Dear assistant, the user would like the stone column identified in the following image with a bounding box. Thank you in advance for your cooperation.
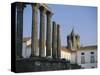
[16,3,24,58]
[57,24,61,59]
[31,3,39,57]
[52,21,57,59]
[46,11,52,57]
[39,6,46,57]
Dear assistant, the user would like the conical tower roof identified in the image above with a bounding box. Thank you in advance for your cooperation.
[71,27,75,36]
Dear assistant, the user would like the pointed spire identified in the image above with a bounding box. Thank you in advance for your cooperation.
[71,26,75,36]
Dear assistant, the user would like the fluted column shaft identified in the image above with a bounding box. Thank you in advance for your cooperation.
[52,21,57,58]
[57,24,61,58]
[31,3,38,57]
[16,3,24,58]
[39,6,46,57]
[46,11,52,57]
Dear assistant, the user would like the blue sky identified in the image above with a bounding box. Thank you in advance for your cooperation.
[23,4,97,46]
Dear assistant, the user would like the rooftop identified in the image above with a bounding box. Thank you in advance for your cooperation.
[78,45,97,50]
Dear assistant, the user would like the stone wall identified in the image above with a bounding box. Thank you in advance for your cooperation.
[16,58,70,73]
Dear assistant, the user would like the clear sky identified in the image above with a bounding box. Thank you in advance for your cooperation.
[23,3,97,46]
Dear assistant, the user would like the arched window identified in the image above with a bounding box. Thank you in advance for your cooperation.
[90,52,95,63]
[81,52,85,64]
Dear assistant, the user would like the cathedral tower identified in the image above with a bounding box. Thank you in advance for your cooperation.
[67,28,80,51]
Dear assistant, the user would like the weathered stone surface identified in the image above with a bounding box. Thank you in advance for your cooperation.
[31,3,39,57]
[39,3,53,14]
[14,3,82,73]
[16,58,70,72]
[57,24,61,58]
[46,11,52,57]
[52,21,57,58]
[16,3,24,58]
[39,6,46,57]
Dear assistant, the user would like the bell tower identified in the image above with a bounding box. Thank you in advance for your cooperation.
[67,28,80,51]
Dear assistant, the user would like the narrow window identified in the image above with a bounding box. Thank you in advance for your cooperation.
[90,56,95,63]
[81,52,85,64]
[81,55,85,64]
[90,52,95,63]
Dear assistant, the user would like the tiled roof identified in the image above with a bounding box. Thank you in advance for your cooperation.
[78,45,97,50]
[61,47,71,52]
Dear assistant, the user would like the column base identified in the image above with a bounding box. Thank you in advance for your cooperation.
[15,57,71,73]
